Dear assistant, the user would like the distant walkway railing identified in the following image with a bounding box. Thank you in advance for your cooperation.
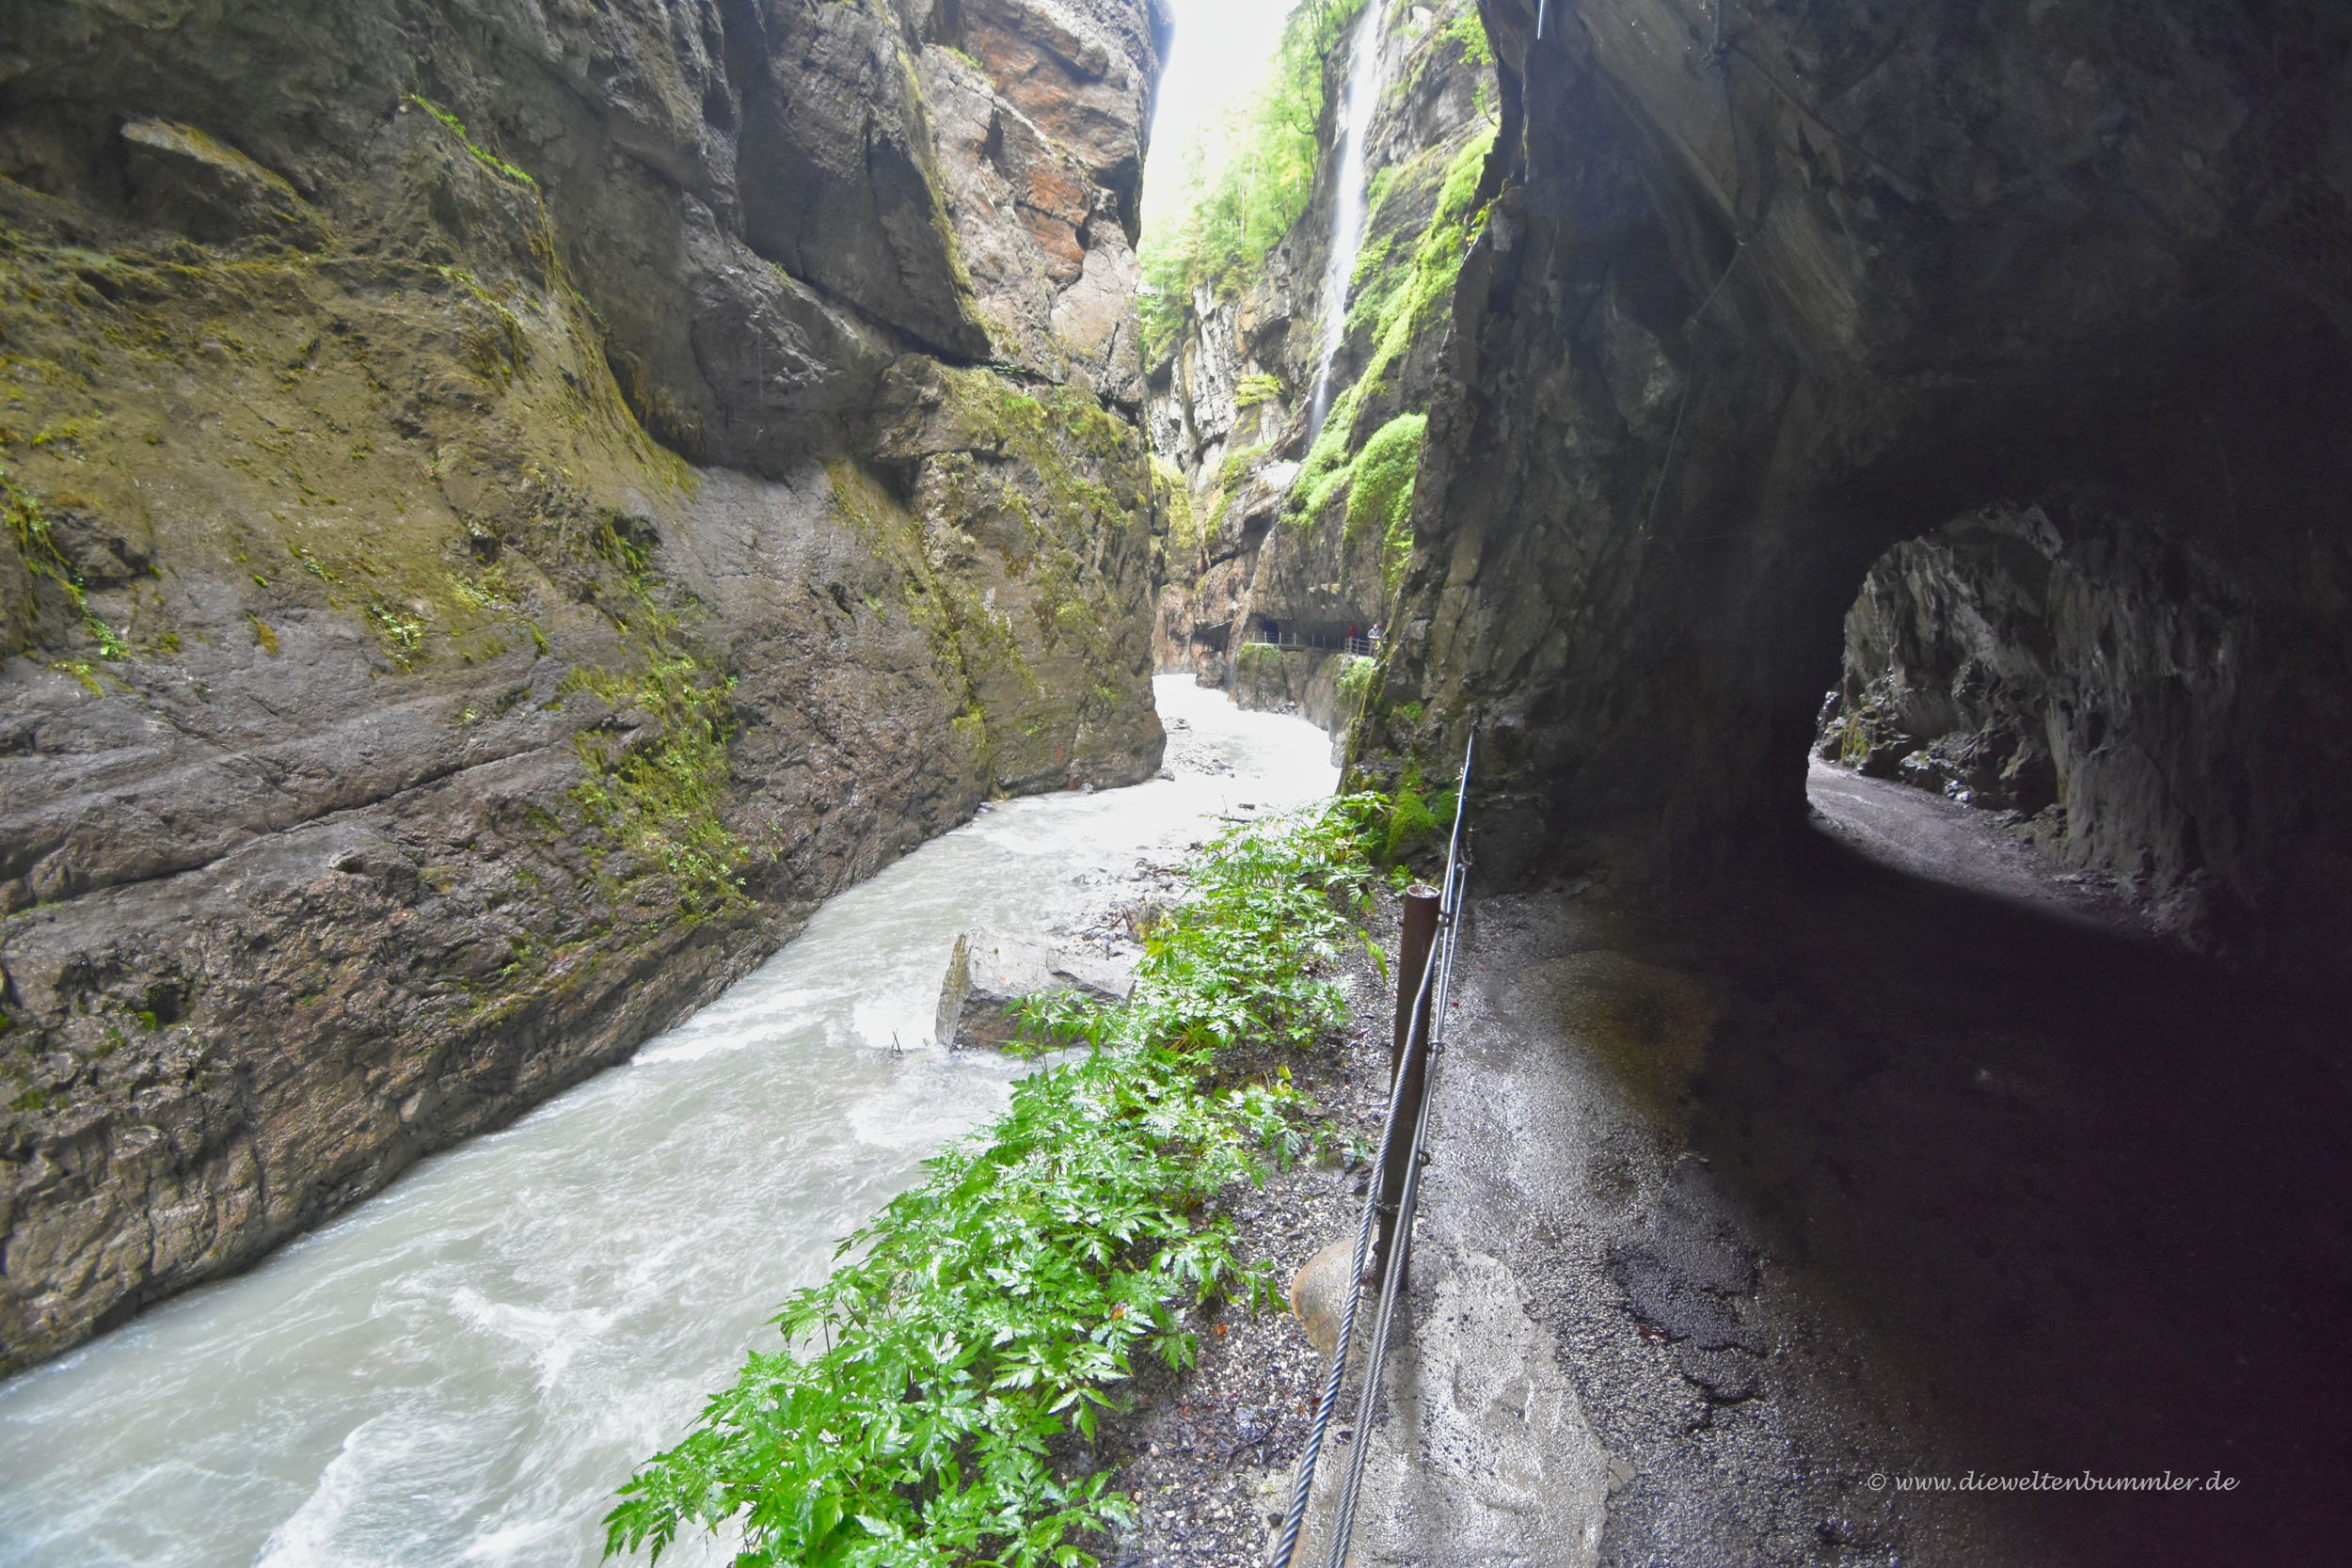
[1243,632,1381,657]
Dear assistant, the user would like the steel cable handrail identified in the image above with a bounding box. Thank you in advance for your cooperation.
[1268,736,1473,1568]
[1264,951,1436,1568]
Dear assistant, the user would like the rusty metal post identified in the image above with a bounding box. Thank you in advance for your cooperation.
[1370,884,1442,1284]
[1391,885,1441,1075]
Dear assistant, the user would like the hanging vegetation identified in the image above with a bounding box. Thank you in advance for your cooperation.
[1137,0,1371,359]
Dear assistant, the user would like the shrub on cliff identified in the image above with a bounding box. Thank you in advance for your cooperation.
[606,800,1389,1568]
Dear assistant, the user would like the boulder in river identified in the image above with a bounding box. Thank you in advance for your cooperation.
[932,933,1135,1051]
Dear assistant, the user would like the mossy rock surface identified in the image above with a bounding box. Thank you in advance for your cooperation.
[0,0,1168,1373]
[1142,0,1496,737]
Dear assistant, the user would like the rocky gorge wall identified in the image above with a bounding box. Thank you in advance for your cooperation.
[1810,500,2333,941]
[1356,0,2352,963]
[1144,0,1494,746]
[0,0,1172,1371]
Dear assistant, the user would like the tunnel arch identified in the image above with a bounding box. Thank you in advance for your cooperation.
[1356,0,2352,970]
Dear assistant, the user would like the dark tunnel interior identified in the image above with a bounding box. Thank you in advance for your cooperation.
[1699,861,2344,1563]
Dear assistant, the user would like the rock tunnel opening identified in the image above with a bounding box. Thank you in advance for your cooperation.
[1614,451,2352,1568]
[1789,442,2352,963]
[1242,614,1369,652]
[1801,505,2138,927]
[1814,512,2067,822]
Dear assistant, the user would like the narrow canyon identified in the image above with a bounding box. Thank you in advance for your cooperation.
[2,0,2346,1564]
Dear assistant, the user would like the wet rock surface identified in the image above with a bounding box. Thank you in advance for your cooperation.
[1553,782,2351,1567]
[0,0,1169,1370]
[1102,761,2352,1566]
[1083,886,1918,1568]
[1807,760,2153,935]
[1809,499,2339,945]
[1148,0,1488,731]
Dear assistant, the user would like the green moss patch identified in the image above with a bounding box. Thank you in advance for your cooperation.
[405,96,539,188]
[1277,121,1495,578]
[1151,454,1199,562]
[566,650,749,915]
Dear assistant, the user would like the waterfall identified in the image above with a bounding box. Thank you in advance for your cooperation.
[1305,2,1386,445]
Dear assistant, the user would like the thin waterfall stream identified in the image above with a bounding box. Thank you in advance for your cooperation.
[1304,1,1386,442]
[0,678,1337,1568]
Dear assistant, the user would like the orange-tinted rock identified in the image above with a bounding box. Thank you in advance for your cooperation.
[961,0,1154,235]
[1021,161,1090,276]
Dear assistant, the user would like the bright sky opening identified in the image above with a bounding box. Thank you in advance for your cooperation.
[1142,0,1302,232]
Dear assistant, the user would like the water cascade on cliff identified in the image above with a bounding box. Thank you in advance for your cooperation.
[1305,1,1385,442]
[0,680,1335,1568]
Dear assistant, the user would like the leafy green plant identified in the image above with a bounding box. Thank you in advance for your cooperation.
[366,600,427,669]
[5,465,133,659]
[606,800,1389,1567]
[405,95,539,187]
[1336,653,1379,705]
[85,615,129,660]
[1442,4,1494,69]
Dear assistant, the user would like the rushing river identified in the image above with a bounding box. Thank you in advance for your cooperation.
[0,677,1334,1568]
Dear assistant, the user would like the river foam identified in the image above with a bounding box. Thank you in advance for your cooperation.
[0,677,1334,1568]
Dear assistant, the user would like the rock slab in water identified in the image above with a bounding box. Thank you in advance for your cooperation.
[933,933,1135,1051]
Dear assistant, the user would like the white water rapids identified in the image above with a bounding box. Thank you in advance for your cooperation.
[1305,1,1387,442]
[0,677,1336,1568]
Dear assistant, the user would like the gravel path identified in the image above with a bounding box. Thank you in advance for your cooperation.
[1041,764,2349,1568]
[1805,760,2149,931]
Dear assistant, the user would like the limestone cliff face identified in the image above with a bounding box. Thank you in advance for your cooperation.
[1360,0,2352,960]
[1146,0,1492,743]
[0,0,1170,1370]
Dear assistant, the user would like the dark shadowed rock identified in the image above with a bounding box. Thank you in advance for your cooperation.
[120,119,329,251]
[1357,0,2352,972]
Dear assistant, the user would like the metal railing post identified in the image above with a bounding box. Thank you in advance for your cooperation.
[1371,885,1440,1283]
[1268,735,1473,1568]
